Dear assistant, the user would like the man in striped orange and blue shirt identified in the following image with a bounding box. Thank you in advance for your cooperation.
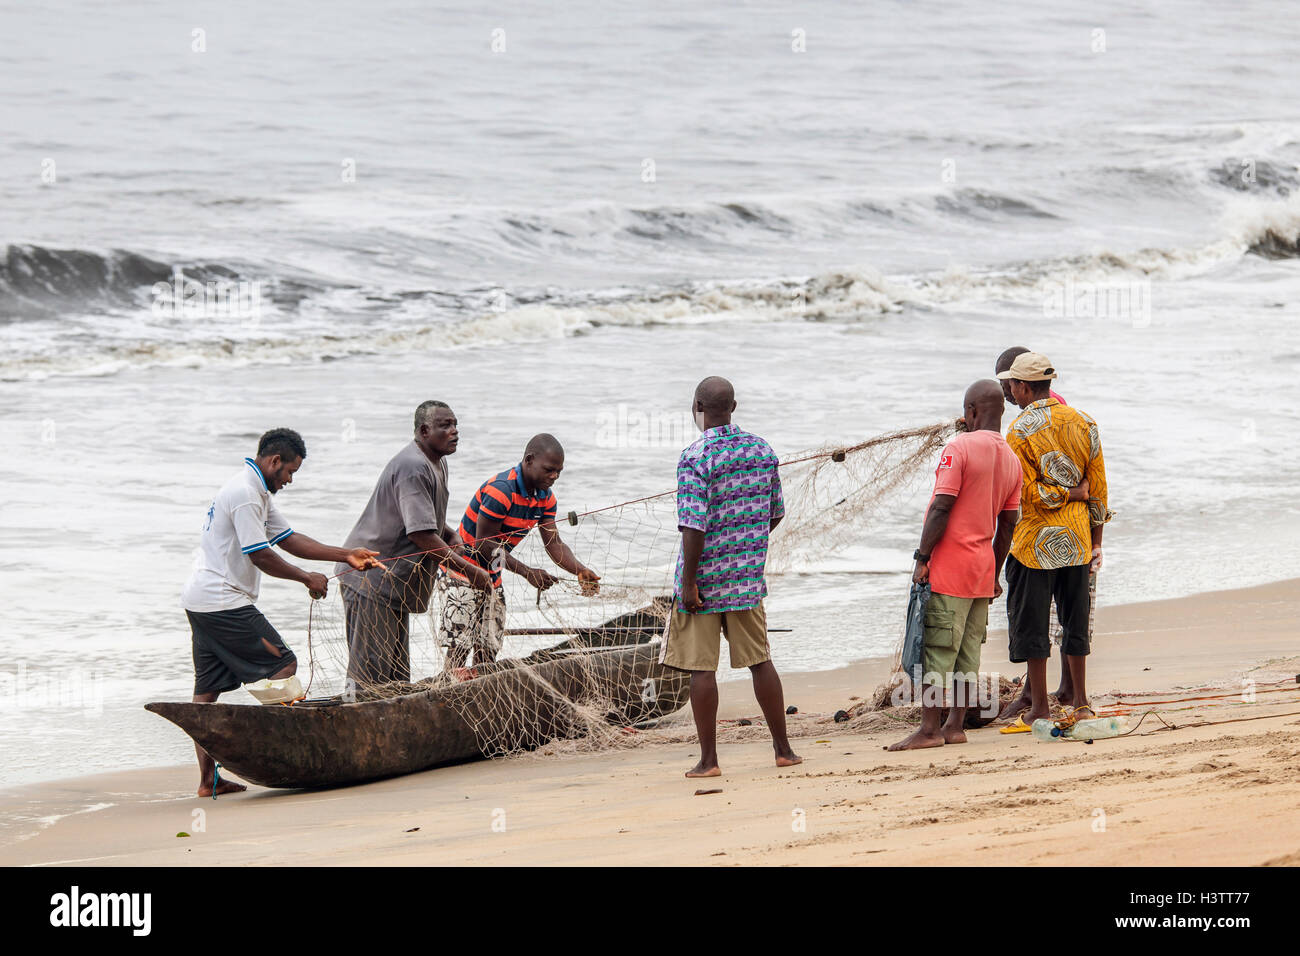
[438,433,600,670]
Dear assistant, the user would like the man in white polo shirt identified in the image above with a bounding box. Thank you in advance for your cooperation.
[181,427,382,796]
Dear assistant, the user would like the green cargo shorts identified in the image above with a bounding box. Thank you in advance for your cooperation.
[921,592,990,689]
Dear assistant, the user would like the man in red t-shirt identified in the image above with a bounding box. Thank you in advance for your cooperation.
[887,380,1022,751]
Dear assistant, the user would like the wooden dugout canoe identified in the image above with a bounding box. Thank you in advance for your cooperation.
[145,602,688,790]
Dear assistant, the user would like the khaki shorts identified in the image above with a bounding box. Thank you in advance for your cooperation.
[921,592,989,689]
[658,601,770,671]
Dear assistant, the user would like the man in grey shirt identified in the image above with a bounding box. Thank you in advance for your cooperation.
[337,401,490,686]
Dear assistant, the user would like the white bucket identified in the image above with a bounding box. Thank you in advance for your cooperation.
[245,675,305,705]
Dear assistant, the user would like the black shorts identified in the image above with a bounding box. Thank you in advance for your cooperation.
[186,605,297,695]
[1005,556,1091,663]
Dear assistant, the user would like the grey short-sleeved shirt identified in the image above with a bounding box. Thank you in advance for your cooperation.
[337,441,449,610]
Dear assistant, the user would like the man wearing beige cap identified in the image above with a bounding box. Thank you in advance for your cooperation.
[995,345,1081,711]
[995,353,1111,732]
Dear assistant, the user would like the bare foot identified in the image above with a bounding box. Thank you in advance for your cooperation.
[685,761,721,778]
[997,694,1030,722]
[775,752,802,768]
[1022,709,1051,726]
[942,727,968,744]
[198,778,246,798]
[885,730,945,751]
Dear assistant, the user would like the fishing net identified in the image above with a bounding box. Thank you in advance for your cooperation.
[766,422,960,573]
[300,419,959,758]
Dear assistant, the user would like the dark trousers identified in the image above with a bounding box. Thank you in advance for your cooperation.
[344,593,411,685]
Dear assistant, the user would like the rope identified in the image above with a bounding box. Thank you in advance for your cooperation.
[305,600,317,696]
[1098,692,1300,720]
[1124,708,1300,734]
[1086,705,1300,739]
[1106,684,1299,707]
[321,419,959,573]
[304,420,957,662]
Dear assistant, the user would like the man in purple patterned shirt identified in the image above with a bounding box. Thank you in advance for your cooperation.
[659,376,802,778]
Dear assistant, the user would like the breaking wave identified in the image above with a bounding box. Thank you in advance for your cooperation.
[0,244,337,321]
[3,168,1299,381]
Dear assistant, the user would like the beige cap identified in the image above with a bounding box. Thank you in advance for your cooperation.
[996,351,1058,381]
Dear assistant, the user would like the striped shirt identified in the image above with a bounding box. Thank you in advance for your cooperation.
[674,424,785,614]
[454,463,558,587]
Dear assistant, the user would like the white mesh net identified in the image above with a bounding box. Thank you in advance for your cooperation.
[300,419,959,758]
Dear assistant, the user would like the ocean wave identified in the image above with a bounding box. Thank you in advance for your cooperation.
[11,149,1292,326]
[933,190,1060,220]
[1222,194,1300,259]
[0,189,1039,322]
[1209,157,1298,196]
[1246,228,1300,259]
[4,190,1298,381]
[0,244,336,321]
[0,245,178,320]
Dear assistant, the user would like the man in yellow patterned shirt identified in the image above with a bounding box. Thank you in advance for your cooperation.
[996,352,1110,731]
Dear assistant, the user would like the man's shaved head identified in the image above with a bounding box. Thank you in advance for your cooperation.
[963,379,1007,432]
[524,433,564,459]
[694,376,735,414]
[965,379,1005,411]
[995,346,1030,374]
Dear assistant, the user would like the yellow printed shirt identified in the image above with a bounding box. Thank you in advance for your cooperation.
[1006,398,1111,570]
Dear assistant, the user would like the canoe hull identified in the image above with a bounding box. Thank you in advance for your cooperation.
[146,643,686,789]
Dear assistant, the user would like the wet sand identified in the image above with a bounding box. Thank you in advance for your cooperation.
[4,578,1299,866]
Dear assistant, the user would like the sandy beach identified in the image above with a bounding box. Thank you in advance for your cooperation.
[4,577,1298,867]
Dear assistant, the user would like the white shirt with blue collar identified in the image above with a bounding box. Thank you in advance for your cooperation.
[181,458,294,612]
